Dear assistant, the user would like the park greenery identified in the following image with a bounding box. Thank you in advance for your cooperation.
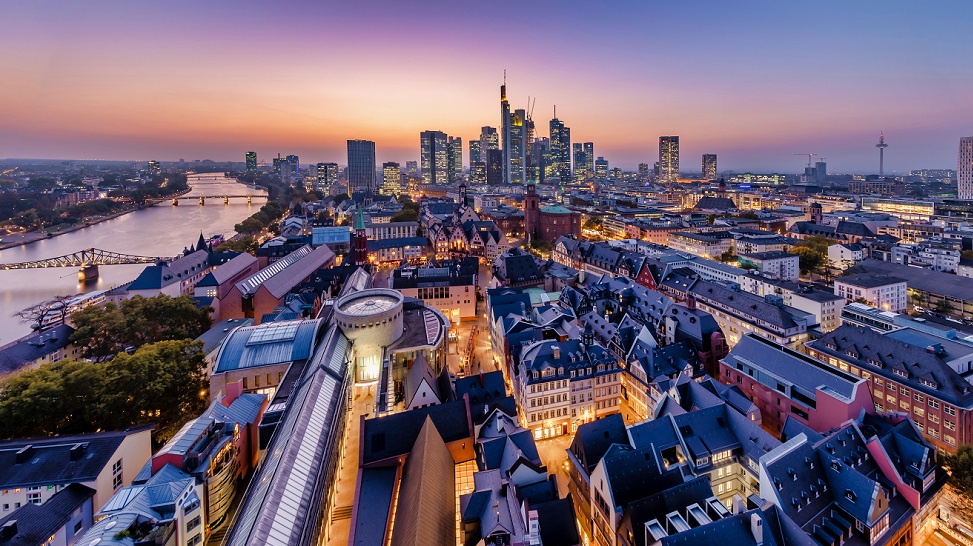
[391,197,420,223]
[946,446,973,499]
[69,294,212,361]
[0,339,209,444]
[788,235,832,276]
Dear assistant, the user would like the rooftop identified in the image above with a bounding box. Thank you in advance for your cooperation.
[213,319,322,373]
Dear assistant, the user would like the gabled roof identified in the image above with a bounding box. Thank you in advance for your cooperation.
[390,417,456,546]
[0,484,94,546]
[0,323,75,375]
[569,413,628,475]
[361,399,472,465]
[404,353,440,409]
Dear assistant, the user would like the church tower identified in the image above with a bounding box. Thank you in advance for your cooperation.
[354,206,368,266]
[524,182,539,244]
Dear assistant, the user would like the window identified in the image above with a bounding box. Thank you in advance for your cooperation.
[188,534,202,546]
[945,435,956,446]
[27,491,41,505]
[945,420,956,431]
[945,405,956,416]
[914,407,924,417]
[112,459,123,490]
[187,515,201,532]
[929,399,940,409]
[914,393,924,403]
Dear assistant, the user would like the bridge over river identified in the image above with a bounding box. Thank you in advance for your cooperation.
[0,248,177,281]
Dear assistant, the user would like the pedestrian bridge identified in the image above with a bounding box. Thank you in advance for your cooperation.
[150,194,269,205]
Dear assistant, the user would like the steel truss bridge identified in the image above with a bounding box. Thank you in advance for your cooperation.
[149,194,269,205]
[0,248,177,280]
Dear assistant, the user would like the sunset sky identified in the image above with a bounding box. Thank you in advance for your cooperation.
[2,1,972,172]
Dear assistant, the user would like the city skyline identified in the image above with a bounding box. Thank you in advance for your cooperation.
[2,1,972,172]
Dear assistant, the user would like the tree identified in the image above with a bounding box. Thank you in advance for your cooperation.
[70,295,212,360]
[718,250,737,263]
[216,236,257,254]
[12,294,75,329]
[935,298,956,314]
[962,249,973,260]
[0,339,208,444]
[946,445,973,498]
[234,217,264,237]
[789,246,826,276]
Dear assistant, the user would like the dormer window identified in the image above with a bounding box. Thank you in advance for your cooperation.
[845,490,856,502]
[892,368,909,378]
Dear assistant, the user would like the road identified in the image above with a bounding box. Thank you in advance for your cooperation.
[535,435,572,496]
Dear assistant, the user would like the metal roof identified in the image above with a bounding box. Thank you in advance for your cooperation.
[213,319,321,373]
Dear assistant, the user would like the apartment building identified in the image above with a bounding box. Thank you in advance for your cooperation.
[833,274,907,313]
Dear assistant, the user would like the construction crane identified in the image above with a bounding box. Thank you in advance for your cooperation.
[793,153,817,168]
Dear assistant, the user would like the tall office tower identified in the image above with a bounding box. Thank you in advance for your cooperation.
[531,138,551,184]
[549,116,571,181]
[638,163,650,180]
[572,144,585,181]
[347,139,376,196]
[147,160,161,175]
[272,154,284,175]
[960,137,973,200]
[876,133,889,176]
[470,162,487,185]
[447,136,463,182]
[702,154,717,180]
[420,130,449,185]
[501,79,511,184]
[285,154,300,175]
[525,117,536,180]
[469,139,481,166]
[595,157,609,179]
[486,149,504,186]
[814,161,827,183]
[583,143,594,179]
[653,162,660,177]
[382,162,402,196]
[508,109,527,185]
[405,161,418,175]
[480,126,499,154]
[659,136,680,184]
[245,151,257,174]
[317,162,339,187]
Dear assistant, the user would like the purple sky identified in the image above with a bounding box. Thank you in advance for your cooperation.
[1,1,972,173]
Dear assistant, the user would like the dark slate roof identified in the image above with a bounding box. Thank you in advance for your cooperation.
[361,399,472,465]
[724,334,862,402]
[622,477,714,546]
[694,197,737,210]
[351,467,398,546]
[534,496,581,546]
[455,371,507,406]
[0,483,94,546]
[0,324,75,375]
[602,445,685,509]
[0,424,154,489]
[569,413,627,475]
[690,280,802,330]
[194,318,253,354]
[836,273,906,289]
[740,250,796,261]
[836,221,875,237]
[366,236,429,251]
[810,324,973,408]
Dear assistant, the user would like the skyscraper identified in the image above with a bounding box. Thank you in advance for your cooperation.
[508,109,527,185]
[638,163,650,180]
[549,116,571,181]
[347,139,376,196]
[959,137,973,200]
[245,151,257,174]
[382,162,402,196]
[285,154,300,176]
[583,143,594,180]
[594,157,609,179]
[420,130,449,185]
[531,138,551,184]
[405,161,418,175]
[480,126,499,154]
[501,79,511,184]
[470,162,487,185]
[659,136,680,184]
[316,162,339,187]
[572,144,585,181]
[702,154,717,180]
[814,161,827,183]
[447,136,463,182]
[469,139,481,166]
[486,149,503,186]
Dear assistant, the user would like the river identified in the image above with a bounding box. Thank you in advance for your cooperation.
[0,174,266,345]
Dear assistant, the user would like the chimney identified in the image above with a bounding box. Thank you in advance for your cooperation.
[553,346,560,359]
[750,512,764,546]
[14,446,32,464]
[1,521,16,540]
[222,380,243,407]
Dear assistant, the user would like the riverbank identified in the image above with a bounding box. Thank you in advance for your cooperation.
[0,187,197,252]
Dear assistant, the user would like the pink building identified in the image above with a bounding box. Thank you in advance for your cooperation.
[719,333,874,437]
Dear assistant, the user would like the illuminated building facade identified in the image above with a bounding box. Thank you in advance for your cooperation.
[959,136,973,200]
[447,136,463,182]
[659,136,679,184]
[420,130,449,185]
[382,162,402,196]
[245,151,257,174]
[549,116,571,181]
[702,153,717,180]
[316,162,339,187]
[347,139,376,195]
[469,139,481,166]
[594,156,608,179]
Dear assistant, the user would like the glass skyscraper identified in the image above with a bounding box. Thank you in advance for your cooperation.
[245,151,257,174]
[702,154,717,180]
[347,139,376,196]
[448,136,463,182]
[382,162,402,196]
[420,130,448,185]
[659,136,680,184]
[549,117,571,182]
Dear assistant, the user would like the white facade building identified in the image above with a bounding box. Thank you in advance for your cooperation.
[959,136,973,200]
[834,274,908,313]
